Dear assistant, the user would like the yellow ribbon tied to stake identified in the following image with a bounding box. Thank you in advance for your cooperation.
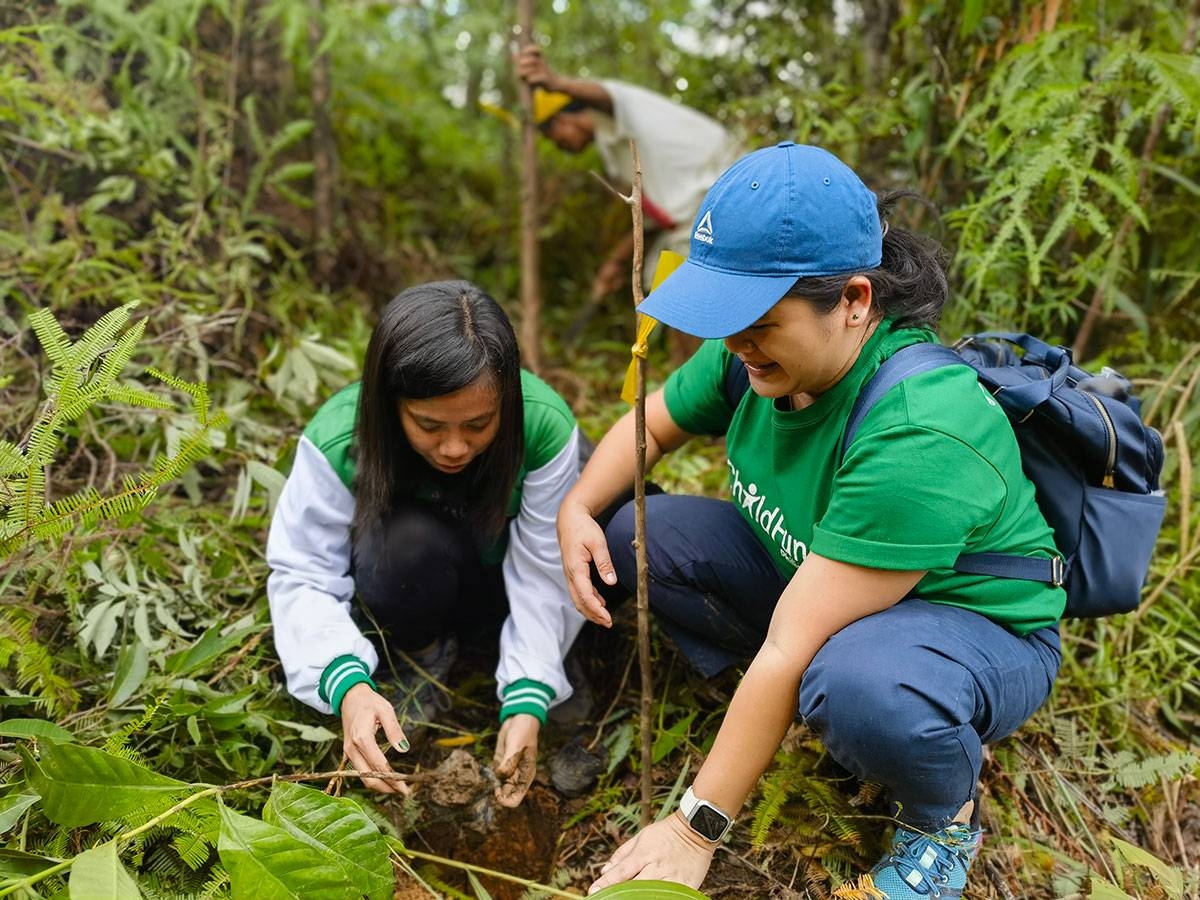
[621,250,685,405]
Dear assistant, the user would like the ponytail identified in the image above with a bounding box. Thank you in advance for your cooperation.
[786,189,949,328]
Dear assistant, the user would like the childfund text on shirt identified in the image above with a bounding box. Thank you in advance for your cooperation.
[727,459,808,569]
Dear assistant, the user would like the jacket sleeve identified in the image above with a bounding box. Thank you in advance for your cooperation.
[495,426,586,714]
[266,435,378,714]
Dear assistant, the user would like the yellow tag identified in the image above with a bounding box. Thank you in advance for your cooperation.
[621,251,685,404]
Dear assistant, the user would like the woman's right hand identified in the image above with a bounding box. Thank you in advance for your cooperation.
[339,682,410,794]
[557,500,618,627]
[513,46,559,91]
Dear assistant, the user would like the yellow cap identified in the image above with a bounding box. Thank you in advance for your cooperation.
[533,88,572,126]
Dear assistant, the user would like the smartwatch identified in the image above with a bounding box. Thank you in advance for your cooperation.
[678,786,733,843]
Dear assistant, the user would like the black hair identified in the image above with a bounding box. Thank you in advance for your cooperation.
[352,280,523,542]
[786,189,950,328]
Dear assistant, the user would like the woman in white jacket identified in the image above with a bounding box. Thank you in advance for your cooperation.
[267,280,586,806]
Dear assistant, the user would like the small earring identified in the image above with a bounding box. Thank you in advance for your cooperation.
[852,314,860,321]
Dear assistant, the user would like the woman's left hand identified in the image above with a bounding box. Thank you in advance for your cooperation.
[587,812,717,894]
[493,713,541,808]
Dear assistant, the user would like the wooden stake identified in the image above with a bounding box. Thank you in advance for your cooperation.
[626,141,654,829]
[571,141,653,827]
[515,0,543,373]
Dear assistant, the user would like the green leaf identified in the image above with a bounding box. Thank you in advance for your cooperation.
[109,640,150,707]
[590,882,711,899]
[1149,51,1200,111]
[166,624,259,676]
[69,842,143,899]
[959,0,984,37]
[652,712,697,764]
[0,719,75,742]
[0,792,40,834]
[22,742,186,827]
[468,871,494,899]
[217,804,358,900]
[263,782,392,900]
[1087,877,1135,899]
[0,848,61,881]
[1109,838,1184,898]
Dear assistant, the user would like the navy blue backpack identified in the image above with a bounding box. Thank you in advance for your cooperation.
[725,333,1167,618]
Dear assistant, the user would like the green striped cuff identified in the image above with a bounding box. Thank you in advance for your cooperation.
[499,679,556,725]
[319,655,376,716]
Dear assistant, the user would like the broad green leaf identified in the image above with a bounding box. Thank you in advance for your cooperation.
[652,711,697,764]
[263,782,391,900]
[22,742,186,827]
[69,842,143,899]
[217,804,357,900]
[0,719,75,742]
[109,639,150,707]
[1087,877,1135,899]
[1109,838,1184,898]
[0,848,61,880]
[0,792,40,834]
[590,881,710,899]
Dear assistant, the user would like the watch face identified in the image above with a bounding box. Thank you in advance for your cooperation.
[690,803,729,841]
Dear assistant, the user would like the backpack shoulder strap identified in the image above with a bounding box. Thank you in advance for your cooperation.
[841,341,1063,590]
[723,355,751,410]
[841,342,967,458]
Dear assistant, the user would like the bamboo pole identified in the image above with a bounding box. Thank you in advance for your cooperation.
[515,0,542,373]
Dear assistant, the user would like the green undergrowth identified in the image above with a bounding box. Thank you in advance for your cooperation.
[2,0,1199,898]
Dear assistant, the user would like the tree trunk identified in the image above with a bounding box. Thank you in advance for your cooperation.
[516,0,542,373]
[308,0,336,287]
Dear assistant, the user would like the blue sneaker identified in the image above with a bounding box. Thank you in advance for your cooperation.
[833,823,982,899]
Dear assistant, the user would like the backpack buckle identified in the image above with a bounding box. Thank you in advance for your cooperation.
[1051,556,1066,587]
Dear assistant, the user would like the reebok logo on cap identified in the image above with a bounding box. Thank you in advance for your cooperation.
[693,209,714,245]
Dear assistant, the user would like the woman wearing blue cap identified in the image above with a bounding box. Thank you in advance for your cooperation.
[556,143,1065,898]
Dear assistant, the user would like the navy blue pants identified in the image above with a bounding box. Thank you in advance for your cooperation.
[353,504,508,653]
[606,495,1061,829]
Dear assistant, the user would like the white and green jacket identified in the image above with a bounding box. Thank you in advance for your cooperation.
[266,369,585,724]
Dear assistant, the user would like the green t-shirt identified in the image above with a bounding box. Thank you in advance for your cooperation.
[303,369,576,563]
[663,321,1066,634]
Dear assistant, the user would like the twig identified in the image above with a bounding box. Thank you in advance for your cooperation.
[394,845,580,899]
[205,627,268,686]
[0,152,31,240]
[588,643,638,752]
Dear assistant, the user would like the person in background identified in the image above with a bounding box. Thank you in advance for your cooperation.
[267,279,586,808]
[556,143,1065,898]
[515,45,742,353]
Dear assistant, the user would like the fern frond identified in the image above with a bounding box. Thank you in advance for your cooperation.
[106,382,175,410]
[69,302,138,372]
[0,439,24,476]
[96,317,146,387]
[26,307,72,364]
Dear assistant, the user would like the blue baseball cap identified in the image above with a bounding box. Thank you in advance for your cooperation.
[637,142,882,339]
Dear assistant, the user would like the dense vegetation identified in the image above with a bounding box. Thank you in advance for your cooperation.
[1,1,1197,897]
